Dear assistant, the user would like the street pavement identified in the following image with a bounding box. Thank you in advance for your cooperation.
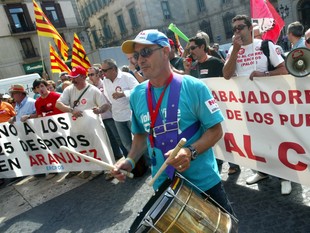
[0,163,310,233]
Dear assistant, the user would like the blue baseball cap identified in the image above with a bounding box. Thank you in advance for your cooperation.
[121,29,170,54]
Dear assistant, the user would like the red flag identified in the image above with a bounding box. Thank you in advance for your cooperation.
[250,0,285,43]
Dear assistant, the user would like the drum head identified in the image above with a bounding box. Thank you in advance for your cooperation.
[128,178,182,233]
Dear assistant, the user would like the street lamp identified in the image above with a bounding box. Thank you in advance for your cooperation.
[277,4,290,52]
[278,4,290,19]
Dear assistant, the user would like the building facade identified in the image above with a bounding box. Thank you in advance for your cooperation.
[0,0,85,80]
[0,0,309,80]
[78,0,309,51]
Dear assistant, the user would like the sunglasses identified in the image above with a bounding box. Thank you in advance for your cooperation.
[88,73,95,77]
[233,24,247,32]
[189,45,199,50]
[101,67,113,73]
[133,47,162,60]
[306,38,310,44]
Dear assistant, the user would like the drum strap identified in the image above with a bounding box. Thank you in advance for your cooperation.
[147,73,200,179]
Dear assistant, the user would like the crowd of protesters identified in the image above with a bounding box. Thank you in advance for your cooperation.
[1,15,309,207]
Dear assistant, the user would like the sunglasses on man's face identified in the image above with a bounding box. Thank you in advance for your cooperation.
[88,73,95,77]
[101,67,113,73]
[233,24,247,33]
[189,45,199,51]
[133,47,163,60]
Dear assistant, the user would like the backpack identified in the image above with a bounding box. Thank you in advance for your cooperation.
[260,40,286,71]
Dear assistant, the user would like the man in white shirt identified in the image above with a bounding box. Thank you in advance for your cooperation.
[56,65,110,179]
[88,66,125,160]
[223,15,287,80]
[223,15,292,195]
[101,59,139,154]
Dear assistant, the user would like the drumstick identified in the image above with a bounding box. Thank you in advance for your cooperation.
[59,146,134,179]
[148,138,187,186]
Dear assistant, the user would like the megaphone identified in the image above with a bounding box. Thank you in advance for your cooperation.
[285,47,310,77]
[168,23,189,42]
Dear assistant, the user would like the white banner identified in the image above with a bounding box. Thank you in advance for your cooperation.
[203,75,310,186]
[0,110,114,178]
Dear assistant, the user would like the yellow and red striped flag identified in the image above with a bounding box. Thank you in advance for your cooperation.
[33,0,69,61]
[175,34,184,57]
[71,33,91,69]
[50,43,71,73]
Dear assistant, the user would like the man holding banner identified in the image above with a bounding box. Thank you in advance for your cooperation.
[223,15,293,195]
[56,65,111,179]
[223,14,287,80]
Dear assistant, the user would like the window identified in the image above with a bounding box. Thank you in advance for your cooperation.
[97,0,103,8]
[197,0,206,12]
[91,30,100,48]
[85,6,91,17]
[161,1,171,19]
[4,4,34,33]
[90,2,96,14]
[223,12,234,39]
[41,2,66,28]
[20,38,36,58]
[80,9,87,22]
[117,14,127,35]
[101,18,112,40]
[129,7,139,28]
[199,20,214,43]
[45,6,59,23]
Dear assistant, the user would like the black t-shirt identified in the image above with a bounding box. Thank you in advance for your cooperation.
[190,56,224,79]
[170,57,184,71]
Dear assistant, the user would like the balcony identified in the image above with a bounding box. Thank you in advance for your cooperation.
[8,23,36,35]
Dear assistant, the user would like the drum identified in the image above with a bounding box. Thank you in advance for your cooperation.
[129,175,238,233]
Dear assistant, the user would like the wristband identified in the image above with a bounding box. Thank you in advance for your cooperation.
[126,158,136,170]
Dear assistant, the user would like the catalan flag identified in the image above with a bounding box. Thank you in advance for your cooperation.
[71,33,91,69]
[174,34,184,57]
[50,43,71,73]
[33,0,69,60]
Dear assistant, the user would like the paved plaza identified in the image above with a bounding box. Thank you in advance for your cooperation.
[0,163,310,233]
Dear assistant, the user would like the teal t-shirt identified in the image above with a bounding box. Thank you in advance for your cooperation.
[130,75,224,191]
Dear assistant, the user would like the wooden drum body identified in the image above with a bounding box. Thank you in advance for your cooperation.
[129,176,238,233]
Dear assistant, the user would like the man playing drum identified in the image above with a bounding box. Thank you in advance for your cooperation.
[112,29,236,217]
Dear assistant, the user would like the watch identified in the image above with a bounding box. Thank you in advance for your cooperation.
[187,145,198,160]
[264,71,270,76]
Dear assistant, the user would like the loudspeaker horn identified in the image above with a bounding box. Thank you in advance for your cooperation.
[285,47,310,77]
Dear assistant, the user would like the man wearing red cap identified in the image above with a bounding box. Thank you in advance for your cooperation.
[56,65,111,179]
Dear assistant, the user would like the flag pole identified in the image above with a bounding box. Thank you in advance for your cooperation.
[251,19,257,71]
[38,35,45,74]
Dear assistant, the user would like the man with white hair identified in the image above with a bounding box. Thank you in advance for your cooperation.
[287,21,306,49]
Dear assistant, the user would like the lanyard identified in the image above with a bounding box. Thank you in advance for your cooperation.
[147,74,173,148]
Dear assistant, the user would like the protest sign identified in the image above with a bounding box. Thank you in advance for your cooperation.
[0,110,114,178]
[204,75,310,186]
